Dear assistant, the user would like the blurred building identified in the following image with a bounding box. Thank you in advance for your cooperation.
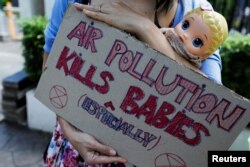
[3,0,54,19]
[18,0,44,18]
[0,0,54,38]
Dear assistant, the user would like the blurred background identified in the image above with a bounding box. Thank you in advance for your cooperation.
[0,0,249,166]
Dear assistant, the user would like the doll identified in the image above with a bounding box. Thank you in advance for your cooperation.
[161,5,228,68]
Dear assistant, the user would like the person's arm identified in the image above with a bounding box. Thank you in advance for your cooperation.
[43,0,68,54]
[200,49,222,84]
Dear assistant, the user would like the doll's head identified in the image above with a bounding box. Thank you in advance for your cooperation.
[174,6,228,60]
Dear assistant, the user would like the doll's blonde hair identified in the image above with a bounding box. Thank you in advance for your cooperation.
[186,7,228,57]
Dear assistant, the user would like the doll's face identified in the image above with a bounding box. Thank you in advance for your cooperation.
[174,13,212,59]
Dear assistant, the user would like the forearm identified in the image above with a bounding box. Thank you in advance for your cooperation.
[134,19,205,74]
[135,19,177,60]
[57,116,77,141]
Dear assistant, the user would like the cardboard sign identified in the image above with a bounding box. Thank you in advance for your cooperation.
[35,6,250,167]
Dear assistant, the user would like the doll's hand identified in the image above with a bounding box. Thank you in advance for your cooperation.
[58,117,127,165]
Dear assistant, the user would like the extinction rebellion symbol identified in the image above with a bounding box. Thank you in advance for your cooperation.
[154,153,186,167]
[49,85,68,109]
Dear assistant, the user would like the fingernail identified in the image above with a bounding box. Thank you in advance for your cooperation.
[74,3,81,7]
[110,149,116,156]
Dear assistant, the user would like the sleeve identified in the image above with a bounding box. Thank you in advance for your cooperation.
[200,49,222,84]
[43,0,69,54]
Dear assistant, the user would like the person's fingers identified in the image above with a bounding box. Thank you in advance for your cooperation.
[85,153,127,165]
[85,138,127,164]
[93,155,127,164]
[74,3,98,12]
[90,139,117,156]
[73,3,85,10]
[83,9,112,24]
[74,3,106,13]
[84,4,101,12]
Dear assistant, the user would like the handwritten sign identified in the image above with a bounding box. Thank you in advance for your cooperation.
[35,6,250,167]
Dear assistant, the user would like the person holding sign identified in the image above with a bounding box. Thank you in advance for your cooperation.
[43,0,224,166]
[160,6,228,68]
[75,0,224,81]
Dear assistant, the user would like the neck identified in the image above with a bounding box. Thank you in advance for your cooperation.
[157,0,178,27]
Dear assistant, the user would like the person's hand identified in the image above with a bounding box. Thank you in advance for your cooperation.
[58,116,127,165]
[73,1,148,35]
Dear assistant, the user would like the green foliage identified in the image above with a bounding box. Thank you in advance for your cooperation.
[1,0,9,6]
[20,16,47,86]
[0,0,5,9]
[208,0,249,34]
[221,33,250,99]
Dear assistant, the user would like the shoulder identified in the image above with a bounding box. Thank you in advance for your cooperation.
[50,0,69,18]
[50,0,84,21]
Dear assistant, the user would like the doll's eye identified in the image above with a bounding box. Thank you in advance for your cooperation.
[192,38,203,48]
[182,20,189,30]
